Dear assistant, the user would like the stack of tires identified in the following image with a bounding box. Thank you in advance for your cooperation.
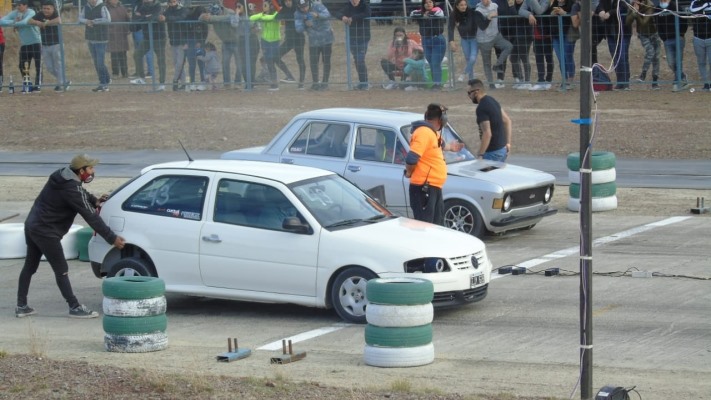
[567,151,618,212]
[102,276,169,353]
[363,278,435,368]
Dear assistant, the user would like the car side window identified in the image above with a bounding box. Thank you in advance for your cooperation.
[215,179,299,231]
[289,122,351,158]
[354,127,405,165]
[122,175,208,220]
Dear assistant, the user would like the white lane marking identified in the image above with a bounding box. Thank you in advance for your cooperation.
[258,324,350,351]
[491,216,692,280]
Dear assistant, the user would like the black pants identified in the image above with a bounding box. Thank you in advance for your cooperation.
[17,230,80,309]
[110,51,128,77]
[533,37,554,83]
[279,31,305,83]
[409,184,444,225]
[309,44,332,84]
[0,43,5,78]
[19,43,42,86]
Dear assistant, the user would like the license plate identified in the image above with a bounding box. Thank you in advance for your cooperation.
[470,274,484,287]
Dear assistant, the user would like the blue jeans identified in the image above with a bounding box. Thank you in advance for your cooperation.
[484,146,508,162]
[349,39,369,86]
[422,34,446,85]
[88,42,110,85]
[606,32,630,85]
[663,38,687,84]
[460,38,478,79]
[552,37,576,80]
[262,39,280,84]
[692,36,711,84]
[222,42,240,84]
[133,30,154,76]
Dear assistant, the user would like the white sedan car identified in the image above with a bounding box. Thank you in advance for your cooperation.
[89,160,492,323]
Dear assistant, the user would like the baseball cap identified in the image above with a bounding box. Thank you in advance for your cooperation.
[297,0,309,7]
[70,154,100,170]
[15,0,30,6]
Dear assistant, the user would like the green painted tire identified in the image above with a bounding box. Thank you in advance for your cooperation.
[364,324,433,348]
[366,278,434,306]
[569,182,617,199]
[102,276,165,300]
[567,151,616,171]
[103,314,167,335]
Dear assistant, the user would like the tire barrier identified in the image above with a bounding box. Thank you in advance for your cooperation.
[363,278,435,368]
[75,227,94,262]
[0,223,86,260]
[102,276,168,353]
[567,151,618,212]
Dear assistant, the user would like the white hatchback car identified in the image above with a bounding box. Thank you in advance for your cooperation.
[89,160,492,323]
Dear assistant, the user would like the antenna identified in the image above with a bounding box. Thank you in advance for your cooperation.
[178,140,194,162]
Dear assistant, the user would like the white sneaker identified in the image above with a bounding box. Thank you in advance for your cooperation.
[515,83,532,90]
[529,83,547,91]
[196,85,206,91]
[404,85,418,91]
[544,83,552,90]
[130,78,146,85]
[156,85,165,92]
[494,80,505,89]
[457,74,466,82]
[189,84,197,91]
[383,80,397,90]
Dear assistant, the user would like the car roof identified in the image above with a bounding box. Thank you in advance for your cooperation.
[142,159,335,184]
[296,108,423,126]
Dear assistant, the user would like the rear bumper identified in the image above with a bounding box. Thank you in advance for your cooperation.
[432,284,488,307]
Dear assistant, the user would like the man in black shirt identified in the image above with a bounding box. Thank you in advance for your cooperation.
[29,0,70,92]
[467,78,512,162]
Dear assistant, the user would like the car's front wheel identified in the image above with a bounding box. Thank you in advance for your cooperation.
[444,199,485,238]
[330,267,377,324]
[109,257,155,278]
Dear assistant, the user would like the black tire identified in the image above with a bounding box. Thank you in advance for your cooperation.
[364,324,433,348]
[366,278,434,306]
[443,199,485,238]
[330,267,377,324]
[102,276,165,300]
[108,257,155,278]
[567,151,616,171]
[104,332,168,353]
[569,182,617,199]
[103,314,167,335]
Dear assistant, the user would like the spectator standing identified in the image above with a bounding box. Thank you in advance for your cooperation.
[596,0,631,90]
[474,0,513,90]
[200,3,240,89]
[0,0,42,91]
[335,0,371,90]
[626,0,661,89]
[550,0,577,90]
[276,0,304,88]
[380,26,422,89]
[15,154,126,319]
[29,0,70,92]
[467,78,512,162]
[519,0,555,91]
[164,0,189,90]
[689,0,711,91]
[79,0,112,92]
[410,0,447,91]
[196,40,221,89]
[129,0,154,79]
[510,0,534,89]
[0,24,4,91]
[448,0,479,83]
[186,4,209,90]
[106,0,131,80]
[130,0,167,91]
[404,104,464,224]
[655,0,689,91]
[250,0,290,90]
[234,3,260,89]
[294,0,334,91]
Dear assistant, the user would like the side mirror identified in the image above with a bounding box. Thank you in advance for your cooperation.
[282,216,311,234]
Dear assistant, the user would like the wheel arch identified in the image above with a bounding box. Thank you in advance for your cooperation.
[100,245,158,278]
[443,197,490,238]
[323,264,378,310]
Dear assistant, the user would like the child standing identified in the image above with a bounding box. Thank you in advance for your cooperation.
[197,41,221,90]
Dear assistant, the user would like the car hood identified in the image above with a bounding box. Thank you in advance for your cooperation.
[330,217,485,257]
[447,159,555,188]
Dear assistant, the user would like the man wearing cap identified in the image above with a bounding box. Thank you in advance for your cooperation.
[405,104,464,224]
[0,0,42,91]
[16,154,126,319]
[29,0,71,92]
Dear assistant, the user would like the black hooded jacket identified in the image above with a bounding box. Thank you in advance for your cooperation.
[25,167,117,244]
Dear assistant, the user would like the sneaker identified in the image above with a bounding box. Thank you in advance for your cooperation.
[383,80,397,90]
[544,82,552,90]
[457,74,466,82]
[280,77,296,84]
[494,79,505,89]
[63,80,71,91]
[91,85,109,92]
[357,83,370,91]
[54,85,63,92]
[651,83,661,90]
[196,84,206,91]
[156,85,166,92]
[492,64,504,74]
[404,85,418,91]
[319,83,329,91]
[268,85,280,91]
[515,83,532,90]
[16,305,37,318]
[189,84,197,91]
[145,75,152,80]
[703,84,711,92]
[635,76,645,83]
[69,304,99,319]
[130,78,146,85]
[298,83,305,90]
[33,86,41,92]
[614,84,630,91]
[310,83,321,91]
[529,83,547,91]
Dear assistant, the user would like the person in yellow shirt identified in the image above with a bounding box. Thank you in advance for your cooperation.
[405,103,464,224]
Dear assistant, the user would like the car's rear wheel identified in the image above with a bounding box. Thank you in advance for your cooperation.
[330,267,377,324]
[109,257,154,278]
[444,200,485,238]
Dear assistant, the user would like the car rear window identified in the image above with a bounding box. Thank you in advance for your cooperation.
[122,175,208,220]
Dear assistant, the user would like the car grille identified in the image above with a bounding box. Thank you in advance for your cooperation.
[509,186,550,208]
[449,251,486,271]
[433,284,488,304]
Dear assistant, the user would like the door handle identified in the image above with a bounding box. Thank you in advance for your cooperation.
[347,165,361,172]
[281,158,295,164]
[201,234,222,243]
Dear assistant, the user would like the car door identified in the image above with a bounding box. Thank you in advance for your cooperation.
[278,120,351,177]
[199,175,320,298]
[344,126,410,217]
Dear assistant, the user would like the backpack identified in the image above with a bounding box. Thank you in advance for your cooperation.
[592,66,613,92]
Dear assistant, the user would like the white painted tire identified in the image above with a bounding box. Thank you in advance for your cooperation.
[567,196,618,212]
[0,223,26,259]
[366,303,433,327]
[364,343,435,368]
[568,168,616,184]
[103,296,167,317]
[104,332,169,353]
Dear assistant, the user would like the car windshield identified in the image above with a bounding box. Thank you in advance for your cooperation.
[400,123,475,164]
[289,175,393,229]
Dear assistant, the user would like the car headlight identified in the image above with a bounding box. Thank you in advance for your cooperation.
[405,258,450,273]
[502,194,512,212]
[544,185,554,204]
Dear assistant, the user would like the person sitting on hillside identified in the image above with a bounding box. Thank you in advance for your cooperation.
[380,26,422,90]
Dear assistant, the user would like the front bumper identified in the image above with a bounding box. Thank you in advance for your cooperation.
[432,284,488,307]
[489,207,558,229]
